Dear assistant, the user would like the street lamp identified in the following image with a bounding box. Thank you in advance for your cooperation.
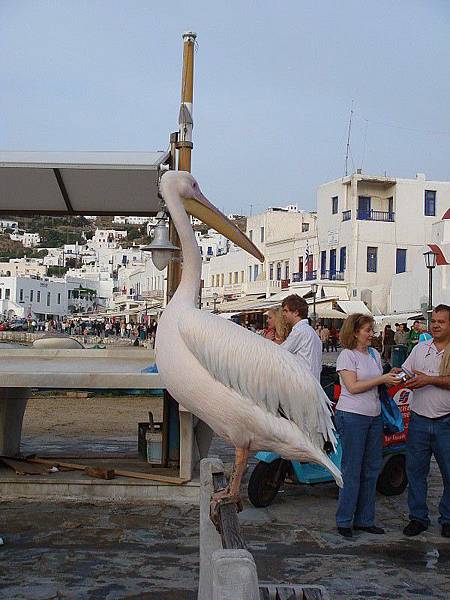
[311,283,318,327]
[423,250,437,330]
[212,292,219,314]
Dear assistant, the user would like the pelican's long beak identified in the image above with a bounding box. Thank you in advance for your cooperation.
[183,190,264,263]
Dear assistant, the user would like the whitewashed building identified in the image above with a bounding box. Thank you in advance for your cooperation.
[0,258,46,278]
[314,172,450,313]
[390,209,450,315]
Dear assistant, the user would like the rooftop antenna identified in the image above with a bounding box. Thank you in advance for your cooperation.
[345,101,354,176]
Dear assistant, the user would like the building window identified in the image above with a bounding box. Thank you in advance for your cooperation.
[332,196,338,214]
[229,272,232,284]
[285,262,289,279]
[269,263,274,280]
[207,246,213,256]
[19,289,24,302]
[5,289,10,300]
[249,230,253,241]
[320,251,327,275]
[253,265,259,280]
[396,249,407,273]
[37,291,41,302]
[302,222,309,232]
[221,274,224,286]
[276,262,282,280]
[248,266,252,282]
[0,289,2,299]
[234,272,238,284]
[340,247,347,272]
[30,290,34,302]
[240,271,244,283]
[260,226,265,243]
[57,293,61,304]
[329,249,337,276]
[424,190,436,216]
[47,292,51,306]
[367,247,378,273]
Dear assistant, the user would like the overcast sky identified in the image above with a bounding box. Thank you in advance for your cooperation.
[1,1,449,213]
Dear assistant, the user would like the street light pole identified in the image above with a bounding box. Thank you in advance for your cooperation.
[423,250,437,330]
[311,283,318,328]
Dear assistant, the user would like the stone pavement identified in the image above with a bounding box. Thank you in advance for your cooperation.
[1,435,449,599]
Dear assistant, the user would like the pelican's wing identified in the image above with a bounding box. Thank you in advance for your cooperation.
[178,309,336,449]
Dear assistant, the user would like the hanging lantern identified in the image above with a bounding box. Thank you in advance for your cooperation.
[142,217,179,271]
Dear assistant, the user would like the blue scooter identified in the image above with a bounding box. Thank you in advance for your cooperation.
[248,440,407,508]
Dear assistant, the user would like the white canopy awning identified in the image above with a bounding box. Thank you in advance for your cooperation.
[337,300,372,316]
[0,151,170,216]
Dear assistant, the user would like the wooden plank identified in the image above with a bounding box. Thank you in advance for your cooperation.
[212,472,246,550]
[85,467,115,480]
[27,457,188,485]
[0,457,50,475]
[114,468,188,485]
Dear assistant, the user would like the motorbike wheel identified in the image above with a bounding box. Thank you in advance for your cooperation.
[377,454,407,496]
[248,459,286,508]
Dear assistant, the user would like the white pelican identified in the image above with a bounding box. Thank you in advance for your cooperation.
[156,171,342,507]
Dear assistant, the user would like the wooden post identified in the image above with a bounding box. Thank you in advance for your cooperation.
[163,32,197,477]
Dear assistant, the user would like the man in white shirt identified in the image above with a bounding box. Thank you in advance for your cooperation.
[400,304,450,538]
[280,294,322,381]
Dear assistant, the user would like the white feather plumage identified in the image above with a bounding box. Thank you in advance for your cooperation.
[155,171,343,488]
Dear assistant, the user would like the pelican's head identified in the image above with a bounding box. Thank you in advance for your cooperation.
[160,171,264,263]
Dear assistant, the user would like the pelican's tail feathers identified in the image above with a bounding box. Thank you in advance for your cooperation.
[318,453,343,488]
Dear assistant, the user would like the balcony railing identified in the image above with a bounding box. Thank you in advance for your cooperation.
[320,270,345,281]
[292,271,317,282]
[357,209,395,222]
[342,210,351,221]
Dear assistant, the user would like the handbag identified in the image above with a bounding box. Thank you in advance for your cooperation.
[368,347,405,435]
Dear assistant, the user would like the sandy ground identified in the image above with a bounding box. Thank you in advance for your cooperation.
[23,393,163,438]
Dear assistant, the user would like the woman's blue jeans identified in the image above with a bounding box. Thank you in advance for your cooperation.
[335,410,383,528]
[406,411,450,526]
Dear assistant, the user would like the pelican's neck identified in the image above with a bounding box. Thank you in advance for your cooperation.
[164,185,201,306]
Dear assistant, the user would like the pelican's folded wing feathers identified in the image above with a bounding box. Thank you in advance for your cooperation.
[178,310,336,449]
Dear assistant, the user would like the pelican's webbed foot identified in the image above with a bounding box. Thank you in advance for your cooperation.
[210,487,243,529]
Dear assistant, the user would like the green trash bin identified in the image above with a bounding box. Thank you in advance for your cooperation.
[392,345,407,368]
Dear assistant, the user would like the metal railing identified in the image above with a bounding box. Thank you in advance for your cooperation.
[342,210,351,221]
[292,271,317,282]
[357,209,395,222]
[320,270,345,280]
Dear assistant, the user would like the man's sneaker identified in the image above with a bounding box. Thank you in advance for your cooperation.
[403,520,428,536]
[337,527,352,538]
[354,525,385,534]
[442,523,450,538]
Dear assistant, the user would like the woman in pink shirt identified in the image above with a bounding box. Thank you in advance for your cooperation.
[335,314,398,538]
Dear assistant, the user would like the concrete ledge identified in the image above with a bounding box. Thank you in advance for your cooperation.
[0,474,200,502]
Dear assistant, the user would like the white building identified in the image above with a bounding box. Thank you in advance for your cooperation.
[0,258,46,278]
[89,229,127,249]
[0,219,18,230]
[23,232,41,247]
[314,172,450,313]
[0,276,69,320]
[115,215,154,226]
[195,229,229,261]
[390,209,450,316]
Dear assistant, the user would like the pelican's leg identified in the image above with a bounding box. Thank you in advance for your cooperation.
[210,447,249,526]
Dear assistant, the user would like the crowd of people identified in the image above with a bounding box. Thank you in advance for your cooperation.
[26,316,158,346]
[256,294,450,540]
